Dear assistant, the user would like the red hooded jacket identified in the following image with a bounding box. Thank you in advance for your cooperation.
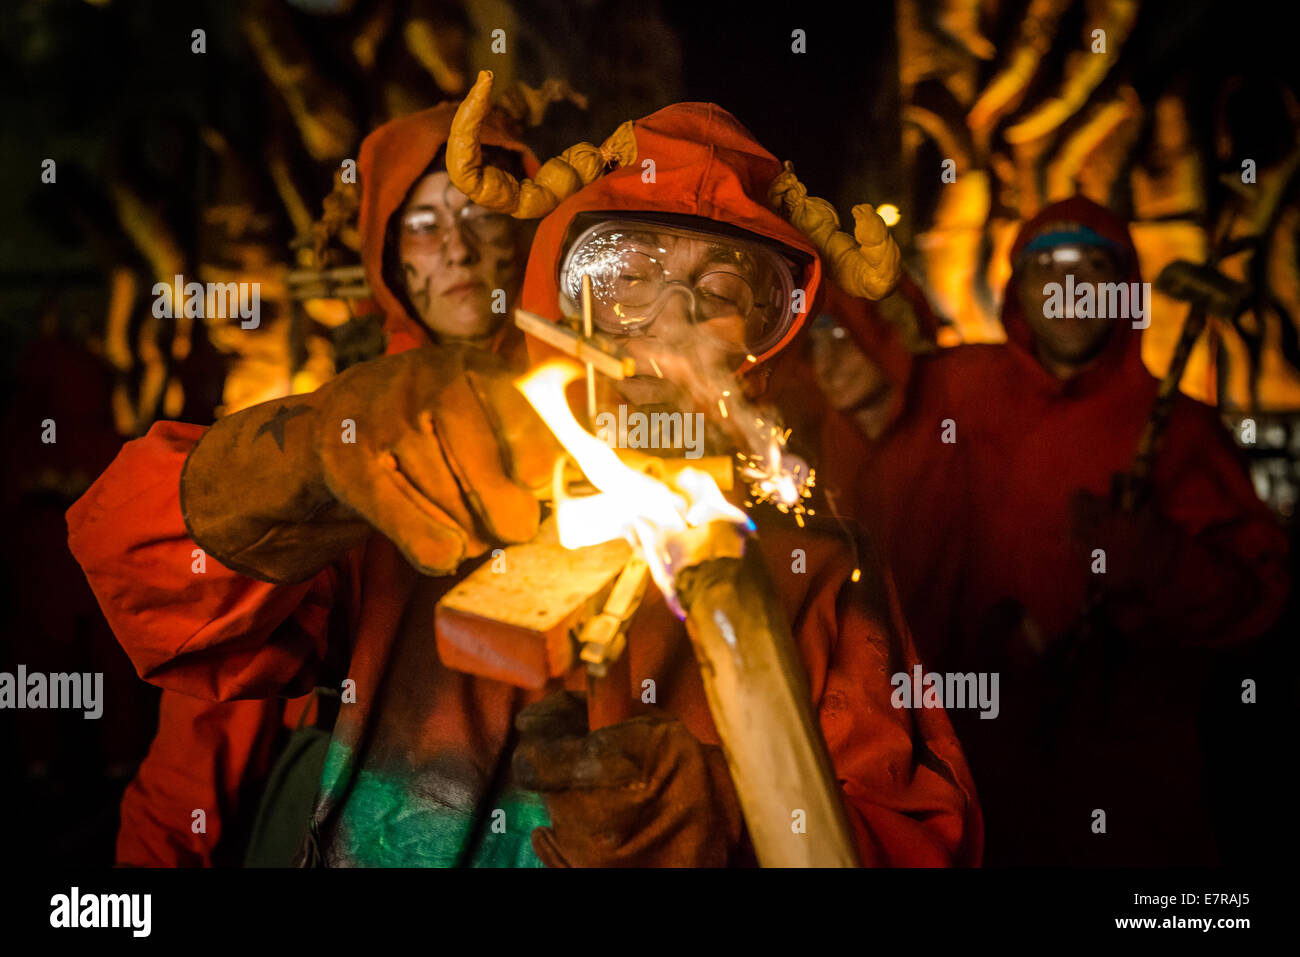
[790,282,977,667]
[70,102,982,867]
[809,196,1289,865]
[948,199,1288,661]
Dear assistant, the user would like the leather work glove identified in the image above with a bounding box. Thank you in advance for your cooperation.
[512,691,746,868]
[182,345,559,583]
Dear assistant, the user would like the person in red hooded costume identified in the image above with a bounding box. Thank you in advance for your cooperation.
[113,101,540,867]
[70,79,982,867]
[806,196,1289,866]
[789,281,976,668]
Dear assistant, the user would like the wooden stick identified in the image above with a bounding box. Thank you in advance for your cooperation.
[581,556,649,729]
[587,649,633,730]
[513,309,637,380]
[286,284,371,301]
[674,523,860,867]
[582,274,597,421]
[285,265,368,283]
[1120,304,1208,510]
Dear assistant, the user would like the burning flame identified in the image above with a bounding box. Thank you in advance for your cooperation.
[515,359,753,616]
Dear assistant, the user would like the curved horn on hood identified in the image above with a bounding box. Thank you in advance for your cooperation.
[768,161,902,300]
[448,70,637,218]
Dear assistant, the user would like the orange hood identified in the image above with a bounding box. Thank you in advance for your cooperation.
[357,103,539,355]
[519,103,824,367]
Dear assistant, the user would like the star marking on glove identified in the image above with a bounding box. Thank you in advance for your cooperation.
[254,404,312,451]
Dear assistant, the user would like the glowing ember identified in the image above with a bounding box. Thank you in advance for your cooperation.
[734,419,816,525]
[708,386,815,519]
[516,359,754,616]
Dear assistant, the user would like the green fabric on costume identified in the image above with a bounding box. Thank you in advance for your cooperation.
[320,739,548,867]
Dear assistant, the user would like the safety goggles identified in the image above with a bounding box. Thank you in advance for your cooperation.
[400,203,513,254]
[558,218,800,356]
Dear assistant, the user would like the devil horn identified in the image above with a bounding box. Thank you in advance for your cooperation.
[768,161,902,300]
[447,70,636,219]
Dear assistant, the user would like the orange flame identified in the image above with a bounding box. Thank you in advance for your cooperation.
[515,359,752,613]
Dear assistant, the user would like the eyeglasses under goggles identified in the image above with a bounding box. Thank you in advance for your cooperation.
[558,218,802,356]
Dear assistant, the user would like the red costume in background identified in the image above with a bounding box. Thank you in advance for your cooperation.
[786,283,976,667]
[809,197,1288,865]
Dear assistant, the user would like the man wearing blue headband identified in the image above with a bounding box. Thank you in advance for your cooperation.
[807,195,1288,867]
[948,197,1287,865]
[1012,221,1132,379]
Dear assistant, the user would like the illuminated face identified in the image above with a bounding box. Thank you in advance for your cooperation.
[598,232,760,410]
[397,172,520,342]
[559,218,798,415]
[1016,243,1122,377]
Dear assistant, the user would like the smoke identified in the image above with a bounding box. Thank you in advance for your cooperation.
[631,332,812,511]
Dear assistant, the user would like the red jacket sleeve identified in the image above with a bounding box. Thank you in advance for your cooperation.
[1116,398,1291,648]
[116,692,289,867]
[804,548,984,867]
[67,421,338,701]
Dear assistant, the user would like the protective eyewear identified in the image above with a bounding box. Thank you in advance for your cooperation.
[558,219,800,356]
[400,204,513,253]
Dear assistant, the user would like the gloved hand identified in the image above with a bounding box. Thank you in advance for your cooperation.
[313,345,558,573]
[182,345,559,582]
[512,691,745,868]
[1069,486,1183,597]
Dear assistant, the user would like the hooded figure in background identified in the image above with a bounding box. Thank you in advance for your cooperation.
[112,102,539,866]
[792,195,1288,866]
[70,84,982,867]
[792,280,975,673]
[944,197,1288,865]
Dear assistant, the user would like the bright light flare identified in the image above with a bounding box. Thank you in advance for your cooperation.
[515,359,754,613]
[516,360,685,543]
